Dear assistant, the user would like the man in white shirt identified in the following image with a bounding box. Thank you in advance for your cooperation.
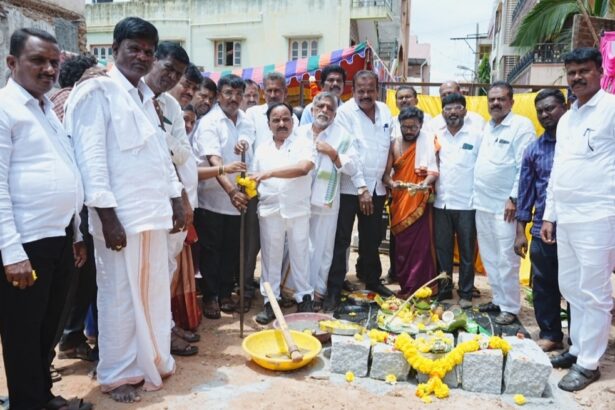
[541,48,615,392]
[0,28,87,410]
[324,70,395,312]
[241,79,261,111]
[473,81,535,326]
[168,63,202,110]
[428,81,486,133]
[433,93,482,308]
[295,92,358,311]
[65,17,185,403]
[144,41,200,356]
[299,64,346,126]
[193,74,253,319]
[243,72,298,308]
[252,103,315,323]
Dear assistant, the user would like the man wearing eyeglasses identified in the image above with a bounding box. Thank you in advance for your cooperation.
[382,107,438,298]
[300,64,346,126]
[473,81,535,326]
[433,93,482,308]
[541,47,615,392]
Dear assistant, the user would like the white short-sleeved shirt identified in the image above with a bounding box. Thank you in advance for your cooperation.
[252,132,315,219]
[544,89,615,224]
[434,123,483,210]
[193,104,254,215]
[473,112,535,214]
[245,103,299,152]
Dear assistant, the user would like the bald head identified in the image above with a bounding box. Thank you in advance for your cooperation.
[439,81,461,99]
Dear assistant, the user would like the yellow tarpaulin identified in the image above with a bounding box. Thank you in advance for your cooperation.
[385,90,548,286]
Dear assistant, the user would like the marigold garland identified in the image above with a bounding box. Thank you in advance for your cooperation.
[235,176,258,198]
[394,333,511,402]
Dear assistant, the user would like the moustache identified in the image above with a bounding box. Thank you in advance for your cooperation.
[38,75,55,81]
[360,97,373,103]
[276,127,289,132]
[572,79,586,87]
[490,105,502,110]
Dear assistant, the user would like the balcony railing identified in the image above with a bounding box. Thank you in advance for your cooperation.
[352,0,393,10]
[512,0,528,22]
[507,42,569,82]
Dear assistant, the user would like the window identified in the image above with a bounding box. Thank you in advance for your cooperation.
[91,45,113,62]
[215,41,242,67]
[289,38,319,61]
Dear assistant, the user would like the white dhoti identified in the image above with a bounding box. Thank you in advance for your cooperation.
[475,210,521,314]
[95,230,175,392]
[167,230,188,279]
[259,212,313,303]
[558,216,615,370]
[308,207,338,297]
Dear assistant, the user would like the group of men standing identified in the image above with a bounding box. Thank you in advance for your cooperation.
[0,13,613,410]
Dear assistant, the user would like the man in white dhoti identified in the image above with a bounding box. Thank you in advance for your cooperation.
[144,41,200,356]
[252,103,316,324]
[295,92,357,311]
[542,47,615,392]
[64,17,186,403]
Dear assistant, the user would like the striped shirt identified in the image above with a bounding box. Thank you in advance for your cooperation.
[516,131,555,238]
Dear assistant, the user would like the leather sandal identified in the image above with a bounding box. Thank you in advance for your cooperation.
[558,364,600,392]
[170,334,198,357]
[219,297,236,313]
[172,326,200,343]
[203,298,221,319]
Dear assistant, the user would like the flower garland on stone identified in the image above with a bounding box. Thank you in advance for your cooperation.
[235,176,258,199]
[394,332,511,402]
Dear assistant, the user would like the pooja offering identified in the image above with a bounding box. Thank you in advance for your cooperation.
[347,290,377,305]
[319,319,364,336]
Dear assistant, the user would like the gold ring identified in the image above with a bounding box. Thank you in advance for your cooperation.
[12,281,19,287]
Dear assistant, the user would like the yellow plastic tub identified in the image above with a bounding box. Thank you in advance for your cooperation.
[242,329,322,371]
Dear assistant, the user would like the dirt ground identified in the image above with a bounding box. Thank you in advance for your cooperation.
[2,251,615,410]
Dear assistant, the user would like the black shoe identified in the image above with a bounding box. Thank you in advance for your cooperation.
[323,291,340,313]
[478,302,501,313]
[551,351,577,369]
[297,295,314,313]
[255,303,275,325]
[343,280,359,292]
[437,291,453,301]
[366,282,394,297]
[558,364,600,392]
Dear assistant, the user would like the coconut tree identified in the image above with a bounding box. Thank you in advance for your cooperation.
[511,0,615,48]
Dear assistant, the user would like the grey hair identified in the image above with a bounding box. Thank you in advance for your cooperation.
[264,72,286,87]
[312,91,338,109]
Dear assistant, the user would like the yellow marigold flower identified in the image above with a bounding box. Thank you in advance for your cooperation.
[434,383,449,399]
[421,395,433,404]
[514,394,526,405]
[354,333,364,342]
[345,371,355,383]
[417,323,426,331]
[385,374,397,385]
[415,287,432,299]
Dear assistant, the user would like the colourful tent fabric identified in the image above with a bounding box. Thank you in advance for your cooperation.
[202,42,368,86]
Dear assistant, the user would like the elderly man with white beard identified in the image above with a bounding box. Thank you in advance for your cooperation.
[293,92,358,311]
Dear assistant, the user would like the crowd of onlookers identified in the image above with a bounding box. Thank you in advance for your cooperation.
[0,14,613,410]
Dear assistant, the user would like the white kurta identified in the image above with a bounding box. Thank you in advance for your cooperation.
[253,132,314,302]
[295,123,358,296]
[544,90,615,370]
[65,67,180,391]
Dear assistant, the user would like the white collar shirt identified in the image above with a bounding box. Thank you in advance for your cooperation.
[434,123,483,210]
[193,104,254,215]
[252,132,315,219]
[157,92,198,209]
[245,103,299,152]
[544,89,615,223]
[473,112,535,214]
[66,67,182,239]
[336,99,392,196]
[427,111,486,135]
[0,79,84,264]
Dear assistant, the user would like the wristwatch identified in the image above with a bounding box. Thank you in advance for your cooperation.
[358,186,369,196]
[509,196,517,205]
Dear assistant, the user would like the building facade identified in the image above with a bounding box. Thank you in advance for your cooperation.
[85,0,406,72]
[1,0,85,80]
